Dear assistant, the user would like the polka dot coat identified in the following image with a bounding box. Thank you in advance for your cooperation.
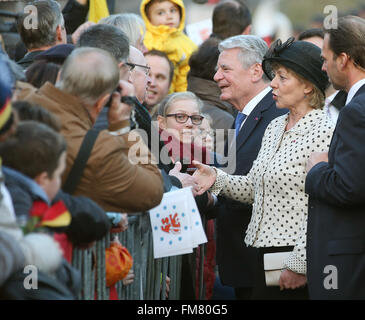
[211,109,334,274]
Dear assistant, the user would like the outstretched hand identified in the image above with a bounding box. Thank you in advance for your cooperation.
[169,161,200,196]
[191,160,217,196]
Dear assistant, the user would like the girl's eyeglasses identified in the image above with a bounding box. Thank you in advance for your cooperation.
[165,113,204,125]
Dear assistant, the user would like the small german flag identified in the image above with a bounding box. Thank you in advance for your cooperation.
[30,200,71,228]
[0,96,12,134]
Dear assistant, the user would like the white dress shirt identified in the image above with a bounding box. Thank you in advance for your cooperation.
[238,86,272,131]
[346,78,365,105]
[324,91,340,125]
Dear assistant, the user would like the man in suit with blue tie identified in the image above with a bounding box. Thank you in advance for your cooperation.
[306,16,365,299]
[208,35,287,299]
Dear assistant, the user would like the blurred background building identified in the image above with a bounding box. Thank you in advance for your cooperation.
[2,0,365,29]
[1,0,365,56]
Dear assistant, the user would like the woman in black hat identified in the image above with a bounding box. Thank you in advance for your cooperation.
[192,38,335,299]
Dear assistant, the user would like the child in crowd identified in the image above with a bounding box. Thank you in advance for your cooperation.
[140,0,197,92]
[0,123,79,299]
[0,65,74,298]
[0,120,68,221]
[0,121,69,275]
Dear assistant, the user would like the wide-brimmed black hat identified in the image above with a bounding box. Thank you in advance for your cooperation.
[262,37,329,95]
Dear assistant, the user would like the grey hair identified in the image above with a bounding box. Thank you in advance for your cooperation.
[77,24,130,63]
[18,0,64,50]
[57,47,120,106]
[219,35,268,69]
[99,13,146,49]
[157,91,203,117]
[201,113,213,126]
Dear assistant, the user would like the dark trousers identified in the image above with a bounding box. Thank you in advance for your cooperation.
[234,287,253,300]
[251,246,309,300]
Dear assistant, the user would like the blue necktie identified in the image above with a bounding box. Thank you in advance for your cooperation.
[235,112,247,137]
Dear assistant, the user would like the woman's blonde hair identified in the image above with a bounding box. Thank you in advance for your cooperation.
[157,92,203,117]
[271,62,325,109]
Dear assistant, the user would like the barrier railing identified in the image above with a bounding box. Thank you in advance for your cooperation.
[72,212,192,300]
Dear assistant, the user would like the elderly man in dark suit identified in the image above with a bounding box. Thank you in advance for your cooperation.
[306,15,365,299]
[208,34,287,299]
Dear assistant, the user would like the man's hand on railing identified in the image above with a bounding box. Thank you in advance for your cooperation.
[110,213,128,233]
[165,276,170,299]
[159,275,171,299]
[122,269,135,286]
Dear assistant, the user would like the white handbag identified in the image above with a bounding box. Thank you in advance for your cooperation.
[263,251,291,286]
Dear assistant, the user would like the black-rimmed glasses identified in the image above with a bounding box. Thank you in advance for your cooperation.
[126,62,151,75]
[166,113,204,125]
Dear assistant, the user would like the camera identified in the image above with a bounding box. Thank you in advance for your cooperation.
[105,86,123,108]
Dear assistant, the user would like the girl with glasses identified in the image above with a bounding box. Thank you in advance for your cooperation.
[157,91,204,145]
[156,91,217,300]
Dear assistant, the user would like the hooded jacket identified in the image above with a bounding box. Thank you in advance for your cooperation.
[0,167,63,278]
[140,0,197,92]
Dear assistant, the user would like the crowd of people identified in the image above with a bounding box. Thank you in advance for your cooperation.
[0,0,365,300]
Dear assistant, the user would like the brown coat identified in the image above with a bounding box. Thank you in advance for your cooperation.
[17,82,164,213]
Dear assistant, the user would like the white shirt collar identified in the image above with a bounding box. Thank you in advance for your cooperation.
[240,86,271,117]
[325,90,339,107]
[346,78,365,105]
[237,86,271,131]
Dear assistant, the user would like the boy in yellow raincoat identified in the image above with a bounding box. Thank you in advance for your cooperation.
[140,0,197,92]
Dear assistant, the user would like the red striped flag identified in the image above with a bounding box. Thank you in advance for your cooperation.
[30,200,71,228]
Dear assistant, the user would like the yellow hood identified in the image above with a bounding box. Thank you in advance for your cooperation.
[140,0,186,36]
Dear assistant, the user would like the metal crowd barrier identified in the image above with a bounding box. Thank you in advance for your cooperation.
[71,212,202,300]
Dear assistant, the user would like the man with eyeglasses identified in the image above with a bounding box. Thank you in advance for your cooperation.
[127,46,152,104]
[77,23,195,195]
[15,46,164,213]
[77,24,131,131]
[126,49,200,195]
[125,62,151,75]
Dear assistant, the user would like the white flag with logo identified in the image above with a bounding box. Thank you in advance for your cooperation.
[149,187,207,259]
